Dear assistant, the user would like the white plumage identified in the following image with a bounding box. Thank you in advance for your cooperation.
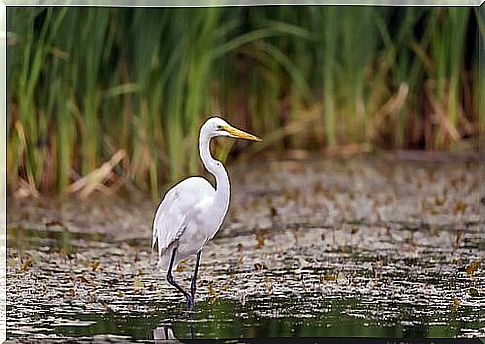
[151,117,261,307]
[152,177,215,270]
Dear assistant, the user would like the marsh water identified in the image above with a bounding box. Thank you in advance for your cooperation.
[6,155,483,341]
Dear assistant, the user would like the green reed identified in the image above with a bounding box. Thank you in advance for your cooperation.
[6,7,479,197]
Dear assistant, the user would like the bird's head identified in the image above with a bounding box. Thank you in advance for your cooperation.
[202,117,262,142]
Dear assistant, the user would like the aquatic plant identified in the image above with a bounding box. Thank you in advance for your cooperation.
[6,7,479,197]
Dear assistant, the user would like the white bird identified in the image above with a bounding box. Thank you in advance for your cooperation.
[151,117,261,308]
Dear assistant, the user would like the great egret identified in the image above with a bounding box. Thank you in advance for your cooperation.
[152,117,261,308]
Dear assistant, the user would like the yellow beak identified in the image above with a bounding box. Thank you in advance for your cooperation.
[222,124,262,142]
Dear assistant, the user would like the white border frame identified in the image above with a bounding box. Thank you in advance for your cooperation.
[2,0,484,7]
[0,1,6,342]
[1,2,482,343]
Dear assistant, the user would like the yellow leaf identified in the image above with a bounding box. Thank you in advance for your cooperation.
[134,277,144,289]
[91,260,100,272]
[208,282,217,297]
[466,260,480,276]
[451,298,460,312]
[21,257,32,271]
[254,263,268,271]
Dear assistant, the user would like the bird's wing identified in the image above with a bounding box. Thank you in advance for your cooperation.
[152,177,214,261]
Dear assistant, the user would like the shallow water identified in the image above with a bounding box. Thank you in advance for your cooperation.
[6,156,484,341]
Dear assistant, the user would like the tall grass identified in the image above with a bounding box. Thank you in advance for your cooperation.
[6,7,480,198]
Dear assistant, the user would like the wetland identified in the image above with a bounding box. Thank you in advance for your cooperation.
[6,155,483,341]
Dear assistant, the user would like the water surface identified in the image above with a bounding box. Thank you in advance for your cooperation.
[7,157,483,341]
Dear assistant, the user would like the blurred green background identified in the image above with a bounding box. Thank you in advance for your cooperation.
[6,7,482,199]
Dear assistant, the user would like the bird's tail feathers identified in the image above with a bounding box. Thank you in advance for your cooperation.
[157,250,172,272]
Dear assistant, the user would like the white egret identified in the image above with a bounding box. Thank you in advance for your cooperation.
[151,117,261,308]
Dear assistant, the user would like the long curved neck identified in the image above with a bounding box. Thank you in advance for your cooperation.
[199,132,230,215]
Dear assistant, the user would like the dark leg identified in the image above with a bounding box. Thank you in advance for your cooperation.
[190,251,202,303]
[166,246,191,305]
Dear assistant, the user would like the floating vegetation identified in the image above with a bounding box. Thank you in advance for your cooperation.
[6,157,483,340]
[466,260,480,276]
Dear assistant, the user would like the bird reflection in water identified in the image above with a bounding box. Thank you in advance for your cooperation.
[154,311,195,343]
[153,325,179,343]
